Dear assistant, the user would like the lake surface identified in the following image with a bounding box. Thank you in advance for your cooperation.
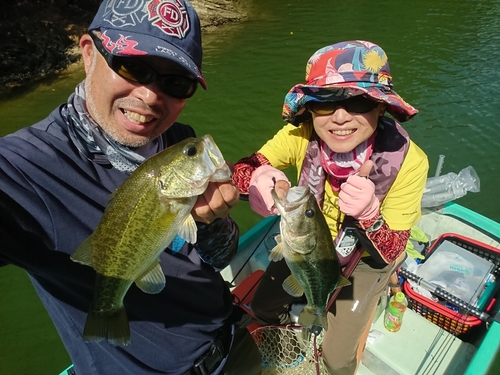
[1,0,500,373]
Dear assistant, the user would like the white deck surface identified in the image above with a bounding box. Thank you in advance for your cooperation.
[358,309,476,375]
[418,208,500,248]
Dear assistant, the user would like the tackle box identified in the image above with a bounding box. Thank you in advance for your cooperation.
[402,233,500,337]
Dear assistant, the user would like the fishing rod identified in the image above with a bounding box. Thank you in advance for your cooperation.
[399,267,499,324]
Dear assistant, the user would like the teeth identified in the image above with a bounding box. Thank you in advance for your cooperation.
[332,129,355,136]
[123,110,151,124]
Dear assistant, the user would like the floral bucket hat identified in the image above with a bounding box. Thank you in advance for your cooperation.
[282,40,418,125]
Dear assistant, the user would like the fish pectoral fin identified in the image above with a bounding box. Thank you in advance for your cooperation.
[282,274,304,297]
[135,263,166,294]
[178,215,198,244]
[333,275,352,290]
[70,235,94,267]
[268,243,284,262]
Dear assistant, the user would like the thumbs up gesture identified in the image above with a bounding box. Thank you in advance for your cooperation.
[338,160,380,221]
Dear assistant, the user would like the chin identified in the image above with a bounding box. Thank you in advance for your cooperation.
[108,131,151,148]
[122,136,151,148]
[325,142,355,154]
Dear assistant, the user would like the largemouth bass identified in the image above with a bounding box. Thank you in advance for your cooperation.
[269,186,351,331]
[71,134,232,346]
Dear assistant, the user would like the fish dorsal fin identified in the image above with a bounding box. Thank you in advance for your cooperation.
[178,215,198,244]
[135,262,166,294]
[283,274,304,297]
[268,243,284,262]
[332,275,352,291]
[70,235,94,267]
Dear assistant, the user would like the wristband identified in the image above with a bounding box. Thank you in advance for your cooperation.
[365,215,384,233]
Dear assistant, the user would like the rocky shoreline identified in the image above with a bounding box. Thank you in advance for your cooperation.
[0,0,246,96]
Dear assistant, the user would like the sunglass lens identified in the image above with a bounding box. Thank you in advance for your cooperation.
[309,102,336,115]
[309,97,379,115]
[115,59,154,84]
[159,75,197,99]
[345,97,379,113]
[109,55,197,98]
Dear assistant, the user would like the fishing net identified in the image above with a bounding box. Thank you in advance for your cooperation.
[250,325,329,375]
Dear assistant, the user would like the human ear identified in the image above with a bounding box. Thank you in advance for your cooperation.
[80,34,94,74]
[378,104,387,117]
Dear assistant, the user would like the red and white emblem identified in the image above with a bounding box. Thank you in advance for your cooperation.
[148,0,189,39]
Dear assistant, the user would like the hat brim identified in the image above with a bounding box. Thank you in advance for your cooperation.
[282,84,417,125]
[94,28,206,90]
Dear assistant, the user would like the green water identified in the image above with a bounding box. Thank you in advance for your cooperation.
[1,0,500,373]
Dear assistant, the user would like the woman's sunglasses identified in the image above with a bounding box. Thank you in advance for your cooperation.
[308,96,380,116]
[90,32,198,99]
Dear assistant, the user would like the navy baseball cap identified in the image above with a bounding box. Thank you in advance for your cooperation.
[89,0,206,89]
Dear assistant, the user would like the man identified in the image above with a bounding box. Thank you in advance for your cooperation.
[0,0,261,374]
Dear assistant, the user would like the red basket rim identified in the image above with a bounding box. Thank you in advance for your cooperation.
[428,232,500,255]
[403,281,482,325]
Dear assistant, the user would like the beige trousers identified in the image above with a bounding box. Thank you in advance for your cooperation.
[321,259,396,374]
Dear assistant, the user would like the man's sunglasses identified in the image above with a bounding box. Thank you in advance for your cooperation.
[90,32,198,99]
[308,96,380,115]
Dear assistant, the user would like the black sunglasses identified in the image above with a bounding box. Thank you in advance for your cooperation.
[308,96,380,115]
[89,32,198,99]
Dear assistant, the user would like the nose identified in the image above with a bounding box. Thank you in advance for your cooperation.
[133,81,162,101]
[329,105,352,124]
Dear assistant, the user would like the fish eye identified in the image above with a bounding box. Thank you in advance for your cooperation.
[184,144,197,157]
[305,208,315,218]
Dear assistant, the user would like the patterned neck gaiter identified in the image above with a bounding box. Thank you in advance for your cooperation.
[320,132,377,191]
[62,82,156,174]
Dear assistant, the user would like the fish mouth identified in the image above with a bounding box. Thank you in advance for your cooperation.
[210,164,232,182]
[272,185,311,216]
[202,135,232,183]
[272,186,314,250]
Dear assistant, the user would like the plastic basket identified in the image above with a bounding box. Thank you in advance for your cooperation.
[403,233,500,337]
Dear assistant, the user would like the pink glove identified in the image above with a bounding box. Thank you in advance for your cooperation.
[249,165,290,217]
[338,175,380,221]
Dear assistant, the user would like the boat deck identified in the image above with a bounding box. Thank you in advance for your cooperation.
[358,309,476,375]
[222,203,500,375]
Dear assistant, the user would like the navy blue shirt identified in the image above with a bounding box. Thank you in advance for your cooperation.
[0,105,237,374]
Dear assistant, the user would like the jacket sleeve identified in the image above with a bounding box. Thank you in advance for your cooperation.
[0,190,49,268]
[356,211,411,264]
[232,152,272,195]
[232,123,312,195]
[195,217,239,270]
[357,142,429,264]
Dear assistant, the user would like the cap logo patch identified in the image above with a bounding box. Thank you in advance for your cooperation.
[103,0,149,28]
[148,0,189,39]
[101,32,147,55]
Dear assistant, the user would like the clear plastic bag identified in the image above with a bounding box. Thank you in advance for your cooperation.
[421,166,480,208]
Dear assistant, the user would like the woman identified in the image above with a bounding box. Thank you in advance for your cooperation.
[232,40,428,374]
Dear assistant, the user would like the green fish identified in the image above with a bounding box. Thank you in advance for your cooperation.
[71,134,232,346]
[269,186,351,331]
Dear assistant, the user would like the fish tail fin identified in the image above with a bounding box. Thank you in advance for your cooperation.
[334,275,352,290]
[83,307,131,346]
[298,306,328,331]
